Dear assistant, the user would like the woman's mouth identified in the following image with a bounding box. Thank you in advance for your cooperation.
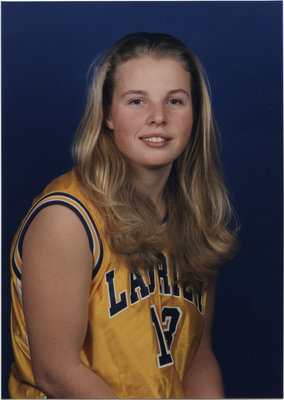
[139,135,171,148]
[142,137,168,143]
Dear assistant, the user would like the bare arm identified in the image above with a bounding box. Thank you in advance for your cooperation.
[183,282,225,398]
[22,205,117,398]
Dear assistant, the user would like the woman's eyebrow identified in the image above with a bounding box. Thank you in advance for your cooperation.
[167,89,190,98]
[120,89,190,99]
[120,90,146,99]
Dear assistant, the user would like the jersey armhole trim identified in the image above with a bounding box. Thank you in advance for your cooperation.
[12,192,103,281]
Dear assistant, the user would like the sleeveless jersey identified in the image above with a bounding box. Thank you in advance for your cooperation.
[9,168,207,399]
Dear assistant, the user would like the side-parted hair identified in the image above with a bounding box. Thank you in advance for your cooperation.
[73,32,239,289]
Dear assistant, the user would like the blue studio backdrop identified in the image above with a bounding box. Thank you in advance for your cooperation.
[2,1,283,398]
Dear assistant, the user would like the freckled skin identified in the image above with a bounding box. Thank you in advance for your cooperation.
[106,56,193,176]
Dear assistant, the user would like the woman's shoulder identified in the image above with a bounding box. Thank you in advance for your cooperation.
[36,168,87,203]
[31,168,104,229]
[11,168,108,282]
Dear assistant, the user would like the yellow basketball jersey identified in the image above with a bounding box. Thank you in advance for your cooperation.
[9,168,207,399]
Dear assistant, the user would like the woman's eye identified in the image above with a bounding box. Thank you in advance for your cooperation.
[130,99,143,105]
[169,98,182,105]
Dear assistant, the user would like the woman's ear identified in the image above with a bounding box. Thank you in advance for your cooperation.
[106,115,114,130]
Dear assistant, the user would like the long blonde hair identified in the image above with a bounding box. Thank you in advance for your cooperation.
[73,32,239,289]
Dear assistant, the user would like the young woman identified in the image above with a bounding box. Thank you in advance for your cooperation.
[9,32,238,398]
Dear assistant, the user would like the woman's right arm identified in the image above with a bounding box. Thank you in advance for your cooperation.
[22,204,117,398]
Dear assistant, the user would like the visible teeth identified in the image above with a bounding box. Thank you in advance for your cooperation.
[143,137,166,143]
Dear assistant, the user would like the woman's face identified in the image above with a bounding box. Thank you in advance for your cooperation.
[106,56,193,174]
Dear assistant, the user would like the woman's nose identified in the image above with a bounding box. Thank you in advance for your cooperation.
[147,103,167,126]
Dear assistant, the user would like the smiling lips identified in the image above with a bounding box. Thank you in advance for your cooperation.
[140,135,171,145]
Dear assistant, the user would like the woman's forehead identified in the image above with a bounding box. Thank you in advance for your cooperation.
[113,56,191,91]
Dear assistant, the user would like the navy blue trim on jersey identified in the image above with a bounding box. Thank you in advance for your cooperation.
[12,258,22,281]
[13,192,103,280]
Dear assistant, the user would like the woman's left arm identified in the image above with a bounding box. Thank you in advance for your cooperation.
[183,282,225,398]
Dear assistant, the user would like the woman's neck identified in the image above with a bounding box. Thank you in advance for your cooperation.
[129,164,172,220]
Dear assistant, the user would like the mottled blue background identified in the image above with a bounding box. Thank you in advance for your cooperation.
[2,1,282,398]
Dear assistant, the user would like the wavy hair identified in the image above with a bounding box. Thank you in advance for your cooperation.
[73,32,239,289]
